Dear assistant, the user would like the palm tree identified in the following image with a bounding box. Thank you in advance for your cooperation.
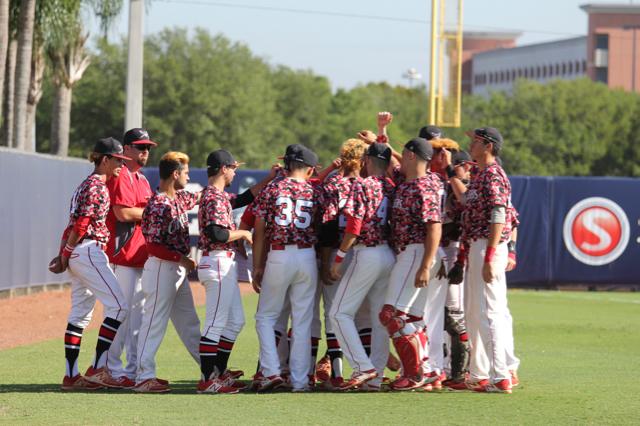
[11,0,35,150]
[48,0,122,156]
[0,0,10,123]
[1,0,18,147]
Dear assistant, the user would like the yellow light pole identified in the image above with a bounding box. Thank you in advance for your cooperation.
[428,0,438,124]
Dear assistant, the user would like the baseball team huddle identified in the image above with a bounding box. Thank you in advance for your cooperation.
[49,111,520,395]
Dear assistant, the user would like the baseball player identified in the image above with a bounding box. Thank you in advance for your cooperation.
[316,139,368,388]
[328,143,396,391]
[50,138,131,391]
[252,144,321,392]
[441,150,473,387]
[196,150,277,394]
[378,137,443,391]
[422,137,461,389]
[135,151,202,393]
[103,128,156,388]
[453,127,515,394]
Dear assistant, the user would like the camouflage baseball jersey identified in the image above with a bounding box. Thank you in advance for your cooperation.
[462,162,513,243]
[65,174,111,245]
[198,185,238,252]
[254,177,322,246]
[322,172,361,235]
[390,172,443,253]
[142,190,199,255]
[343,175,395,247]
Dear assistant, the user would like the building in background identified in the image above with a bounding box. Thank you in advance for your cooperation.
[464,3,640,96]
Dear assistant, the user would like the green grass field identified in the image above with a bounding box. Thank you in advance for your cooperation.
[1,290,639,425]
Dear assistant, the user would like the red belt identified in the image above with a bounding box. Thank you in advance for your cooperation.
[202,250,234,257]
[271,243,313,250]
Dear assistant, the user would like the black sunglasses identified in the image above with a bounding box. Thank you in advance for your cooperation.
[133,144,152,151]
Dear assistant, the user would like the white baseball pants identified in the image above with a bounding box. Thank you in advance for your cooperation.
[425,245,457,374]
[199,251,245,342]
[107,265,144,379]
[67,240,128,329]
[330,244,394,376]
[136,256,201,382]
[255,246,318,389]
[465,239,511,383]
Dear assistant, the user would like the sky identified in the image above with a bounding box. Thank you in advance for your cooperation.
[86,0,632,89]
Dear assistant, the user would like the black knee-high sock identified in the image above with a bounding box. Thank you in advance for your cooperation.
[359,328,372,357]
[199,336,218,380]
[93,317,121,369]
[215,335,236,373]
[65,323,84,377]
[326,333,343,378]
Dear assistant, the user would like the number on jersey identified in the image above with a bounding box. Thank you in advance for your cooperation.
[376,197,389,225]
[275,197,313,229]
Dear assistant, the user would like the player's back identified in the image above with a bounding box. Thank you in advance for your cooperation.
[255,177,320,246]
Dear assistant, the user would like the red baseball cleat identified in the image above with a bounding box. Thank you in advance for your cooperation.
[473,378,512,394]
[133,378,171,393]
[197,378,239,394]
[61,374,104,391]
[256,374,285,392]
[339,369,378,390]
[84,367,126,389]
[389,376,424,391]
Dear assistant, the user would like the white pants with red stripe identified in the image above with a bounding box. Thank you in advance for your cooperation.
[424,244,458,374]
[67,240,128,328]
[198,251,245,342]
[465,239,511,383]
[136,256,201,382]
[385,244,440,317]
[330,244,395,378]
[107,265,144,379]
[255,246,317,389]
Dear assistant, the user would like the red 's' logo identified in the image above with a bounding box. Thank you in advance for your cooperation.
[563,198,630,266]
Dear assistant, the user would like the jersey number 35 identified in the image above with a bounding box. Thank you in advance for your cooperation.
[275,197,313,229]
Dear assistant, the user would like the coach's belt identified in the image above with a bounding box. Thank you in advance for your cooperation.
[271,243,313,250]
[202,250,234,258]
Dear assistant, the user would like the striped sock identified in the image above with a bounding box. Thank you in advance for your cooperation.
[64,323,83,377]
[93,317,121,369]
[215,335,236,373]
[200,336,218,380]
[326,333,343,379]
[310,337,320,374]
[359,328,372,357]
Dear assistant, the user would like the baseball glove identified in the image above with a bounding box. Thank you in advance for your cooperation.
[48,255,65,274]
[447,261,464,285]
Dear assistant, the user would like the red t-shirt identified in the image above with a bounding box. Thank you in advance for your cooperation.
[106,166,153,267]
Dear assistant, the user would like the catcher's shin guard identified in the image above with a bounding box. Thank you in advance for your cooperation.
[379,305,405,336]
[392,333,422,379]
[444,308,469,381]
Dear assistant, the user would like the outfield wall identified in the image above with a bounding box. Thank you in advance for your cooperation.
[1,148,638,291]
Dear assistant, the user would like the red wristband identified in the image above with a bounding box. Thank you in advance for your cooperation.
[334,249,347,264]
[376,134,388,143]
[508,252,516,264]
[484,247,496,263]
[61,244,74,258]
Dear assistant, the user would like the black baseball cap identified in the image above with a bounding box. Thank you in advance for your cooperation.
[207,149,243,169]
[123,128,158,146]
[452,150,471,166]
[278,144,303,160]
[404,137,433,161]
[418,125,443,140]
[285,145,318,167]
[467,127,503,150]
[366,143,391,163]
[94,137,131,160]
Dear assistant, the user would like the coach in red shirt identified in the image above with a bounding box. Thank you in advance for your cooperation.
[104,128,157,386]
